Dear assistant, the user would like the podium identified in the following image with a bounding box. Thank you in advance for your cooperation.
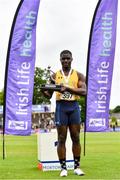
[37,129,74,171]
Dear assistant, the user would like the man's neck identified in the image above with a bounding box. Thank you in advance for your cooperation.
[62,67,71,72]
[62,67,72,76]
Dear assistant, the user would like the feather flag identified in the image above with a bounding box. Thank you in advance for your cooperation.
[3,0,40,135]
[86,0,118,132]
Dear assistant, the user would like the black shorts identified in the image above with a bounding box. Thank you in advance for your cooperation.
[55,100,81,126]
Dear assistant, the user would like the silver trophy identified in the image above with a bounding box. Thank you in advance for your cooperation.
[40,66,62,91]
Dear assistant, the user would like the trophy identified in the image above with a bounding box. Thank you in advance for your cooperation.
[40,66,62,91]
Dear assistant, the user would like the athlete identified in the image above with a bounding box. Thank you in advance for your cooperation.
[42,50,86,177]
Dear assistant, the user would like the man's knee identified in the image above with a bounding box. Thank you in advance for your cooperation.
[71,133,80,144]
[58,134,66,145]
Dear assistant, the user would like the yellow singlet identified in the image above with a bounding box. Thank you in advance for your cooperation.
[55,69,80,101]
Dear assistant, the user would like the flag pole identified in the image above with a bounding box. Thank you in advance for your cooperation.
[83,0,102,156]
[2,133,5,159]
[2,0,24,160]
[83,119,86,156]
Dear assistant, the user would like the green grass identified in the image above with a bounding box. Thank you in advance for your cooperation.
[0,132,120,179]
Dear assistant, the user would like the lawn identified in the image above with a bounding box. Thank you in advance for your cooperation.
[0,132,120,179]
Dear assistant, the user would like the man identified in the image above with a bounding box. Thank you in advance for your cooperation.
[42,50,86,177]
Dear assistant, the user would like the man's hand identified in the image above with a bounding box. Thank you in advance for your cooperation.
[58,84,69,93]
[60,85,68,93]
[41,89,53,99]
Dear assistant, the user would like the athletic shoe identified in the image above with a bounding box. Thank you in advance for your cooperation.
[74,168,85,176]
[60,169,68,177]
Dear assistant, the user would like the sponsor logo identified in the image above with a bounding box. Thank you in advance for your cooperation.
[42,162,74,171]
[89,118,106,127]
[8,120,28,130]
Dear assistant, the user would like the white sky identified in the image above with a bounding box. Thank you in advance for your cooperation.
[0,0,120,109]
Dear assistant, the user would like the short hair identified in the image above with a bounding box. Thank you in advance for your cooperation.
[60,50,72,57]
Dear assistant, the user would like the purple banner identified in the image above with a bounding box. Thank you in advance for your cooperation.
[86,0,118,132]
[4,0,40,135]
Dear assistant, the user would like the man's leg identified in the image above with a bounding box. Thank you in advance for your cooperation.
[69,124,85,175]
[69,124,81,168]
[57,125,67,170]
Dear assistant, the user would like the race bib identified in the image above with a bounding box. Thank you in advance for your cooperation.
[60,91,75,100]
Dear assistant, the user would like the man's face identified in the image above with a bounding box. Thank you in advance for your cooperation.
[60,53,73,68]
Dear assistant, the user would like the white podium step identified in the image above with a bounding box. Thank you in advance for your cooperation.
[37,129,74,171]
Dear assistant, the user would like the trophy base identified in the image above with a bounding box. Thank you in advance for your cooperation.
[40,84,61,91]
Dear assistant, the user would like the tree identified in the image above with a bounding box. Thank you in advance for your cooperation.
[111,116,118,131]
[0,90,4,105]
[78,96,86,122]
[112,106,120,113]
[111,116,117,123]
[33,67,51,104]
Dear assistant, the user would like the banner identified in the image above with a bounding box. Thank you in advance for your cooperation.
[3,0,40,135]
[86,0,118,132]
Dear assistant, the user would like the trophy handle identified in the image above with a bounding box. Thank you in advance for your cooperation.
[40,84,62,91]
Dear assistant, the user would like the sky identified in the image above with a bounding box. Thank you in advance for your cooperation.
[0,0,120,109]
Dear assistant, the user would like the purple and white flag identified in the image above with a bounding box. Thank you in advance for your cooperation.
[4,0,40,135]
[86,0,118,132]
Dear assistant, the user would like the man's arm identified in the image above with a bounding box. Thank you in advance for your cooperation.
[60,72,86,96]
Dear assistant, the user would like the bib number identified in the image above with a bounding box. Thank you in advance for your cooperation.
[61,91,73,100]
